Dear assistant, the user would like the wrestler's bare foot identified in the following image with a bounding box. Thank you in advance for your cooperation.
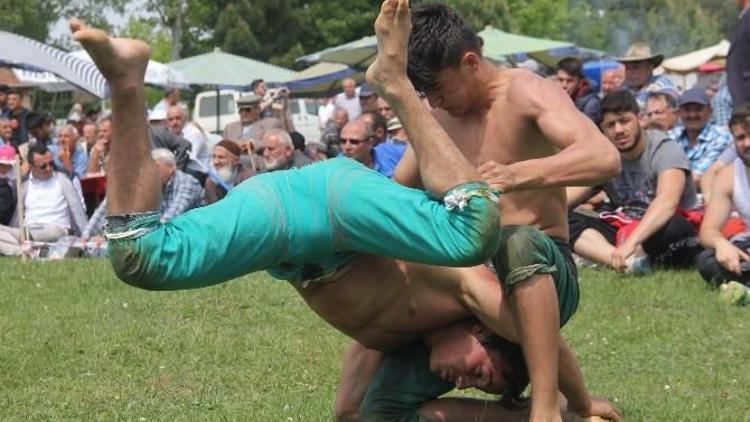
[69,19,150,84]
[366,0,414,100]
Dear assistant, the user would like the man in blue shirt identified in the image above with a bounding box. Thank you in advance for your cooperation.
[668,88,733,189]
[340,118,405,178]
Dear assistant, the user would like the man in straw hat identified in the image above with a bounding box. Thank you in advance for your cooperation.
[617,42,677,109]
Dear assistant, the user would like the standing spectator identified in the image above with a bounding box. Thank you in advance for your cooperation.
[261,129,312,172]
[0,145,15,226]
[251,78,274,118]
[204,140,255,204]
[668,88,733,189]
[0,144,88,256]
[320,107,349,157]
[567,91,701,274]
[0,117,13,146]
[617,42,677,109]
[712,84,734,127]
[81,121,98,154]
[334,78,361,121]
[601,64,625,96]
[359,111,389,144]
[728,0,750,110]
[167,105,210,171]
[49,125,89,180]
[340,119,405,178]
[152,89,180,114]
[87,116,111,174]
[317,96,336,130]
[358,83,379,114]
[0,84,9,117]
[698,108,750,287]
[7,90,30,148]
[555,57,601,123]
[645,91,680,132]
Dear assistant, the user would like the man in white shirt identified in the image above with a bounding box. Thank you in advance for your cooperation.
[334,78,361,121]
[166,105,210,171]
[0,143,88,255]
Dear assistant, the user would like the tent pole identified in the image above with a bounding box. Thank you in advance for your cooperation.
[215,86,220,134]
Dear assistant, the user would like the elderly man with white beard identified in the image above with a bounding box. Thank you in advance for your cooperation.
[204,140,255,204]
[261,129,312,173]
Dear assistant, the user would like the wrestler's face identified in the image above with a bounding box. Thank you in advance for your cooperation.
[732,124,750,167]
[429,323,509,394]
[601,111,642,153]
[425,53,481,117]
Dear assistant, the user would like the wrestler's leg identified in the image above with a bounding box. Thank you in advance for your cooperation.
[69,19,160,215]
[367,0,480,198]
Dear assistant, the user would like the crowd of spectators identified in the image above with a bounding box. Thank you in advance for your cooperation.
[0,1,749,305]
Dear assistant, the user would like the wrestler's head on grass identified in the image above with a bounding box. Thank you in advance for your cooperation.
[730,107,750,167]
[408,4,484,115]
[427,319,528,403]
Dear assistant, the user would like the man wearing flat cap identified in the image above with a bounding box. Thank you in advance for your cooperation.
[617,42,677,109]
[223,94,283,146]
[668,87,733,188]
[204,139,255,204]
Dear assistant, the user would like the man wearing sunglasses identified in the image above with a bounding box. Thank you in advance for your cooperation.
[340,118,405,178]
[0,143,88,256]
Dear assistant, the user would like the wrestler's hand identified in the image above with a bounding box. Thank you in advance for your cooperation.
[610,240,636,272]
[477,160,516,192]
[573,396,622,422]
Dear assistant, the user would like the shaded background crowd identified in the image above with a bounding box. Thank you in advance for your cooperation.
[0,0,749,304]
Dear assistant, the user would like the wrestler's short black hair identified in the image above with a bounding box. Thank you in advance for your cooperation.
[601,90,640,116]
[481,334,530,408]
[407,3,482,95]
[556,57,584,80]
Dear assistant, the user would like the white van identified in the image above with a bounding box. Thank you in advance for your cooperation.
[192,90,321,144]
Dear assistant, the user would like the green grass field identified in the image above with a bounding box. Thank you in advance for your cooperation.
[1,258,749,421]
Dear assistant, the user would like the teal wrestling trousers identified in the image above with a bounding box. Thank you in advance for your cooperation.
[105,158,501,290]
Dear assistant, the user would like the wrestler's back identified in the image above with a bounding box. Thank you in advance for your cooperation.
[435,69,569,240]
[293,254,492,352]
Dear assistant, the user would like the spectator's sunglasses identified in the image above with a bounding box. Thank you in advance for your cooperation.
[341,137,370,146]
[35,162,53,170]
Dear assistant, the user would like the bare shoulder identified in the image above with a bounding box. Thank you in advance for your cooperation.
[504,69,568,112]
[715,161,736,193]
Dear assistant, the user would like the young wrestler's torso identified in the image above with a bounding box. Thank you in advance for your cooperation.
[434,68,569,240]
[293,254,499,352]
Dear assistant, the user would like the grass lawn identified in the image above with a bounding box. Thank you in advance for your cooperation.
[1,258,748,421]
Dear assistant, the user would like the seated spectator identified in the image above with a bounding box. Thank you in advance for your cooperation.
[0,117,12,146]
[358,83,379,114]
[645,91,679,132]
[340,118,406,178]
[49,125,89,180]
[698,108,750,287]
[261,129,312,172]
[152,88,180,114]
[377,97,395,122]
[87,116,111,174]
[0,145,15,226]
[80,120,98,154]
[567,91,701,274]
[0,144,88,256]
[82,148,203,238]
[600,64,625,96]
[0,84,8,117]
[387,117,409,144]
[555,57,601,123]
[305,142,328,162]
[289,131,306,152]
[359,111,388,144]
[149,116,191,172]
[223,94,283,145]
[167,105,210,172]
[204,140,255,204]
[668,88,733,189]
[6,89,30,148]
[617,42,677,109]
[320,107,349,157]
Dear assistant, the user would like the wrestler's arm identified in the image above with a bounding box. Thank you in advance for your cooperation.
[334,342,384,421]
[482,75,620,192]
[393,144,424,188]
